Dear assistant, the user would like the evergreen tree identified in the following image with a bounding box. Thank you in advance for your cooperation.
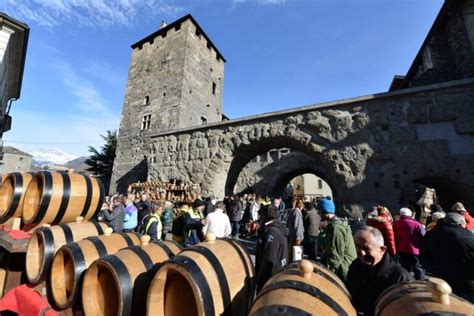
[85,130,117,193]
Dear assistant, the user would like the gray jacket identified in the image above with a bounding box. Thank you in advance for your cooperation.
[287,207,304,242]
[304,207,321,237]
[103,204,125,232]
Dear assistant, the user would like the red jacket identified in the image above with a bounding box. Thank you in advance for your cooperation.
[461,211,474,231]
[367,214,397,256]
[393,216,425,255]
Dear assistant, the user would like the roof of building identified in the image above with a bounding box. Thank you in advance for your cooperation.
[131,14,226,62]
[388,75,406,92]
[2,146,32,157]
[0,12,30,99]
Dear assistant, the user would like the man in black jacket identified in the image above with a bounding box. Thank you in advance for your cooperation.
[136,193,152,228]
[421,212,474,302]
[229,195,243,238]
[347,226,413,316]
[255,205,289,292]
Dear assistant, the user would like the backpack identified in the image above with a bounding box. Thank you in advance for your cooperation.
[171,215,184,237]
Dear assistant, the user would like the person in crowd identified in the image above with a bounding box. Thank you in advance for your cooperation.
[102,196,125,232]
[421,212,474,302]
[426,211,446,232]
[347,226,413,316]
[393,207,425,280]
[172,204,188,244]
[202,201,232,238]
[287,199,305,261]
[250,197,261,222]
[203,196,215,217]
[144,201,163,242]
[183,199,206,246]
[123,194,138,232]
[367,206,396,257]
[229,195,244,238]
[136,193,152,228]
[273,197,286,218]
[282,182,294,207]
[303,201,321,260]
[161,200,174,240]
[255,205,288,293]
[451,202,474,231]
[94,202,108,221]
[318,196,356,281]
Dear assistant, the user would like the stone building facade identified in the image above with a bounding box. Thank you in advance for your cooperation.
[111,15,225,191]
[112,1,474,216]
[0,146,32,173]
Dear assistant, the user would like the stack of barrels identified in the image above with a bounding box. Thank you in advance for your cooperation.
[0,171,104,228]
[3,171,472,315]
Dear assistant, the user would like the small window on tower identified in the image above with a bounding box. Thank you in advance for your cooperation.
[318,179,323,189]
[143,95,150,105]
[212,82,216,95]
[141,114,152,130]
[201,116,208,125]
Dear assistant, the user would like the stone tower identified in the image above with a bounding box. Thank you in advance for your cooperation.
[111,14,225,193]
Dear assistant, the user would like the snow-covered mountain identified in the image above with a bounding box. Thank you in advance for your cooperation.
[32,148,78,166]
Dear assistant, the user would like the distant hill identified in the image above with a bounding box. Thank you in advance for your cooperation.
[65,156,89,173]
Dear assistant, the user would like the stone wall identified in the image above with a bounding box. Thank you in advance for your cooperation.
[135,79,473,216]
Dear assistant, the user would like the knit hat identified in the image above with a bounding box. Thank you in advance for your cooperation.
[399,207,412,217]
[193,199,205,209]
[317,197,335,214]
[451,202,466,212]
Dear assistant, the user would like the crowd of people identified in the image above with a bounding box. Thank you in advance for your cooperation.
[94,191,473,315]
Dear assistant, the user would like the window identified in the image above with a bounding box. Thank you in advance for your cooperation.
[201,116,208,125]
[318,179,323,189]
[212,82,216,95]
[143,95,150,105]
[141,115,151,130]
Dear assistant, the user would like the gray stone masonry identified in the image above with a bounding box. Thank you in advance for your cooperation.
[114,78,473,216]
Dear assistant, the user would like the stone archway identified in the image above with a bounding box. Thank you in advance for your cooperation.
[221,134,336,197]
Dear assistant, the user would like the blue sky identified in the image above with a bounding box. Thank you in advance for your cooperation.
[3,0,444,157]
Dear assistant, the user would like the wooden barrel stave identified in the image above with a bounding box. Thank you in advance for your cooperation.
[375,280,474,316]
[147,238,255,316]
[26,220,108,283]
[22,171,104,225]
[249,260,356,316]
[81,240,182,316]
[49,232,140,309]
[0,172,33,222]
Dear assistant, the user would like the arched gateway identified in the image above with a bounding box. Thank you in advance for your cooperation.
[111,2,474,216]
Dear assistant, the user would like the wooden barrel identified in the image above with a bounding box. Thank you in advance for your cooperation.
[147,234,255,316]
[0,172,33,223]
[25,216,109,284]
[22,171,104,225]
[375,278,473,316]
[82,236,182,316]
[49,228,140,309]
[249,259,356,316]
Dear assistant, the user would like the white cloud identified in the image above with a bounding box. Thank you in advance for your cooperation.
[3,0,184,30]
